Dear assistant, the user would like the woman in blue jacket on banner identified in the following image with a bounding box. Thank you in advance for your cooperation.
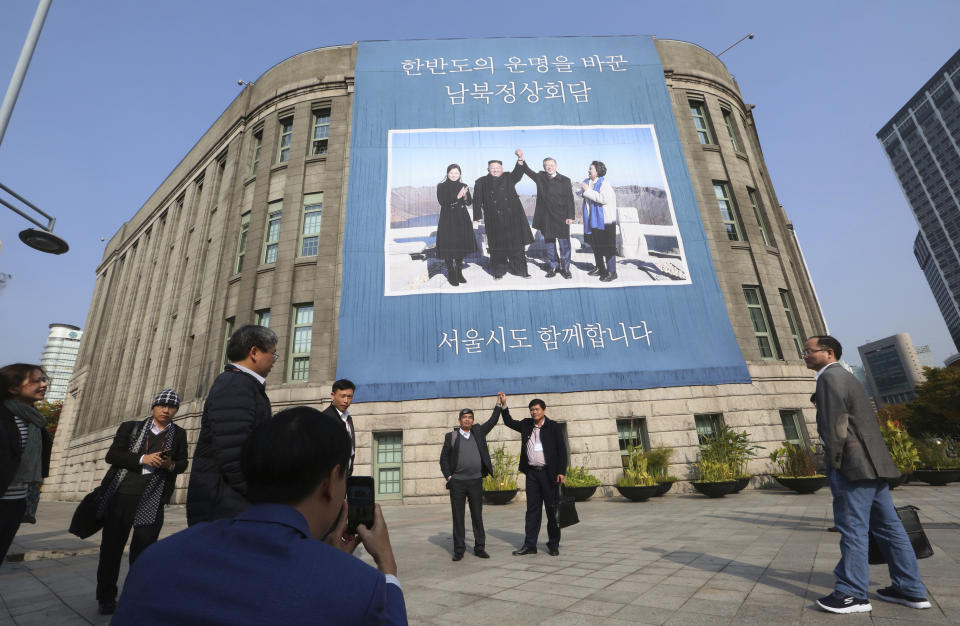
[436,164,476,287]
[579,161,619,282]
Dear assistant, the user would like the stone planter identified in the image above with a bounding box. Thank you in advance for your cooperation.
[691,481,738,498]
[912,469,960,486]
[731,476,751,493]
[615,484,660,502]
[654,480,675,496]
[482,489,518,505]
[564,485,599,501]
[774,475,829,494]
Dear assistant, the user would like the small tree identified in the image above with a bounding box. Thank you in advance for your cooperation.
[36,400,63,439]
[482,443,518,491]
[904,367,960,438]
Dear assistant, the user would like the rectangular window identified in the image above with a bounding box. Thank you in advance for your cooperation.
[262,200,282,264]
[779,410,808,445]
[743,286,778,360]
[694,413,724,444]
[299,193,323,257]
[374,432,403,499]
[747,188,773,247]
[713,182,743,241]
[251,129,263,174]
[689,100,714,144]
[234,212,250,274]
[289,304,313,381]
[311,108,331,156]
[722,108,743,152]
[276,116,293,163]
[222,317,235,366]
[616,417,650,469]
[779,290,803,359]
[255,309,270,328]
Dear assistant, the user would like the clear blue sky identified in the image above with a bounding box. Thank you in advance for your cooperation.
[2,0,958,367]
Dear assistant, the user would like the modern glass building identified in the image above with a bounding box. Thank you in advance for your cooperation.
[40,323,83,402]
[857,333,927,406]
[878,49,960,353]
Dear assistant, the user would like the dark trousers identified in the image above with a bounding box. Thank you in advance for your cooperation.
[96,493,163,601]
[544,237,571,272]
[0,499,26,565]
[449,478,484,554]
[523,469,560,551]
[490,248,528,276]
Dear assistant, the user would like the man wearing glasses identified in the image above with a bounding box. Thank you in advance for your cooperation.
[804,335,930,614]
[187,325,278,526]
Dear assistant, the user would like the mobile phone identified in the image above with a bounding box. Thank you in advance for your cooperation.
[346,476,375,534]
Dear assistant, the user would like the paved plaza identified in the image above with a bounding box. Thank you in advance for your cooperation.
[2,484,958,625]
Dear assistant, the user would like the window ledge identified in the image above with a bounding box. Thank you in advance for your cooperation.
[243,175,256,186]
[257,264,276,274]
[228,274,241,284]
[294,258,318,268]
[701,144,721,153]
[270,163,288,174]
[305,155,328,164]
[729,242,751,250]
[765,245,780,255]
[735,151,749,161]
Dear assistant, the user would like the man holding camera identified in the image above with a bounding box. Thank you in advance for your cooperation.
[94,388,188,615]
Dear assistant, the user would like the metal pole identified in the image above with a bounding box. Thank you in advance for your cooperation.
[0,0,52,146]
[717,33,754,57]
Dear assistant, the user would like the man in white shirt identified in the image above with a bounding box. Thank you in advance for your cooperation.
[321,379,356,475]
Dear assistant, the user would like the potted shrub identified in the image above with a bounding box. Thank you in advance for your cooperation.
[646,446,677,496]
[565,465,601,501]
[616,445,660,501]
[879,420,919,488]
[482,443,519,504]
[912,436,960,486]
[691,427,749,498]
[769,442,828,494]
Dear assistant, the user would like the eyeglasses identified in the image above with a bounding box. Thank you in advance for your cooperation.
[802,348,827,356]
[271,352,280,362]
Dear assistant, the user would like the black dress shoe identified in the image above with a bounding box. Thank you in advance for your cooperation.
[587,267,602,276]
[452,552,464,561]
[544,270,557,278]
[599,274,617,282]
[512,546,537,555]
[548,549,560,556]
[98,600,117,615]
[560,270,572,279]
[474,548,490,558]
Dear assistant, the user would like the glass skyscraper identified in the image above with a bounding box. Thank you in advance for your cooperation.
[878,49,960,352]
[41,323,83,402]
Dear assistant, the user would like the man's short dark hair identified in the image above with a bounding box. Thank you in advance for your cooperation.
[591,160,607,177]
[528,398,546,410]
[241,406,351,505]
[487,160,503,166]
[810,335,842,360]
[332,379,356,393]
[543,157,556,166]
[226,325,278,362]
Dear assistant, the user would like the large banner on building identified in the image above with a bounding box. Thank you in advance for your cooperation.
[339,36,749,401]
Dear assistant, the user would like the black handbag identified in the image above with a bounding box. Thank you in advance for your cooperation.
[868,505,934,565]
[556,484,579,529]
[69,486,105,539]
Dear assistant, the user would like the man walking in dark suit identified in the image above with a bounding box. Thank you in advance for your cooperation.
[805,335,930,614]
[439,398,501,561]
[515,149,575,279]
[321,379,356,476]
[187,325,276,526]
[501,394,566,556]
[94,388,188,615]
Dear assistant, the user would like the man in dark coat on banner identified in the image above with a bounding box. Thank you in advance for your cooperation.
[439,397,501,561]
[187,325,277,526]
[473,159,534,279]
[515,148,575,279]
[500,394,567,556]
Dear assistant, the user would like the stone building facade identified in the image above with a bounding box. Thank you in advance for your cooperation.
[44,39,826,504]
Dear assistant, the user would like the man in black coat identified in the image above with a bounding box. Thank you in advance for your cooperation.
[320,379,356,476]
[95,388,188,614]
[187,325,276,526]
[500,394,567,556]
[515,149,575,279]
[473,159,534,279]
[439,399,501,561]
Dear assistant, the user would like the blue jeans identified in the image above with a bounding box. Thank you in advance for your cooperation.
[544,237,571,272]
[828,470,926,599]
